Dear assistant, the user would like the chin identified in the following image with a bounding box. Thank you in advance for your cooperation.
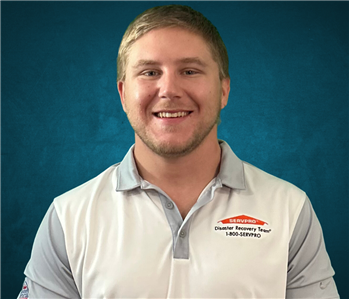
[141,135,204,158]
[135,121,218,158]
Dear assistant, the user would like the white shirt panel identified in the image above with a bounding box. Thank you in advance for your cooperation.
[52,161,305,298]
[19,141,339,298]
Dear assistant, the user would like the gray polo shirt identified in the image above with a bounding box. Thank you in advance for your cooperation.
[18,141,339,298]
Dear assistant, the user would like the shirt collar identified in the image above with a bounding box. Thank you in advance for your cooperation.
[115,140,245,191]
[115,145,142,191]
[217,140,246,189]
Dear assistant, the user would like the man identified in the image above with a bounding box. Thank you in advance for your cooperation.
[18,5,339,299]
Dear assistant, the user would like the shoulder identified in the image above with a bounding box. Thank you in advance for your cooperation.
[53,163,120,218]
[242,161,306,200]
[240,162,307,235]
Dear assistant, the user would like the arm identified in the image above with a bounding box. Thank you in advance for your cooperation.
[286,197,339,298]
[18,204,80,299]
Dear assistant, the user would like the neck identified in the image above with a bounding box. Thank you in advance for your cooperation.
[133,129,221,191]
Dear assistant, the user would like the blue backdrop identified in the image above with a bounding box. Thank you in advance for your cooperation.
[2,1,348,298]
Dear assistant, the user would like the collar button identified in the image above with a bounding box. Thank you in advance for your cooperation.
[179,230,186,238]
[166,201,174,209]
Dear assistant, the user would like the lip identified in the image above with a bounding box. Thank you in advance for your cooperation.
[152,110,192,124]
[153,109,192,117]
[153,110,192,114]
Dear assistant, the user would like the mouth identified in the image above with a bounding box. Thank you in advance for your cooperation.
[154,111,192,118]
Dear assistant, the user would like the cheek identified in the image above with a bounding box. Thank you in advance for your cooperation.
[127,83,155,113]
[137,84,156,104]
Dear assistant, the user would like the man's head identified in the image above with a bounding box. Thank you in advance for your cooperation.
[117,5,230,158]
[117,5,229,82]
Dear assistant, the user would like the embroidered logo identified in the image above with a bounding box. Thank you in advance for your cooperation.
[218,215,268,226]
[215,215,272,239]
[18,280,29,299]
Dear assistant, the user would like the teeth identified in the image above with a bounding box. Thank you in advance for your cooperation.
[157,112,189,118]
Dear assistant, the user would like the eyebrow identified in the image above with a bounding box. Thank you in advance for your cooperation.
[178,57,208,67]
[132,57,208,69]
[132,60,160,69]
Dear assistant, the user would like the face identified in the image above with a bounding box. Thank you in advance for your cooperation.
[118,27,230,158]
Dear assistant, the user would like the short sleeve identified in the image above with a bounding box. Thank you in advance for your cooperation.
[18,203,80,298]
[286,197,339,298]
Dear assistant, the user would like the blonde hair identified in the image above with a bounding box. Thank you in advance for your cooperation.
[117,5,229,81]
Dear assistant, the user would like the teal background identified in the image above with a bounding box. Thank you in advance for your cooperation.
[1,1,348,298]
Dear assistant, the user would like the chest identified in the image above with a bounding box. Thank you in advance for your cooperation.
[63,188,291,298]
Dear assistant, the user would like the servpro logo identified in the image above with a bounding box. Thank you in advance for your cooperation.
[218,215,268,226]
[18,280,29,299]
[215,215,272,239]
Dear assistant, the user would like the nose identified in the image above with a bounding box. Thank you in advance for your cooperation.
[158,71,182,100]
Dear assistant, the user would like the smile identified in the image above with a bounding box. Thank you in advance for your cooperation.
[155,111,191,118]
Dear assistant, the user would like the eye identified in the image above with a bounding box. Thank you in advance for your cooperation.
[141,70,160,77]
[183,69,198,75]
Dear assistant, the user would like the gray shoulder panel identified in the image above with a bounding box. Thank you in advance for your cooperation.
[22,203,80,298]
[287,197,339,298]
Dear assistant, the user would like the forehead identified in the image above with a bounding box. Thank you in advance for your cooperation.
[127,27,215,67]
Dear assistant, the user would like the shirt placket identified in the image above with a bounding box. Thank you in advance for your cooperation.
[141,178,223,259]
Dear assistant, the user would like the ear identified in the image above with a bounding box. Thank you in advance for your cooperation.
[117,81,127,112]
[220,78,230,109]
